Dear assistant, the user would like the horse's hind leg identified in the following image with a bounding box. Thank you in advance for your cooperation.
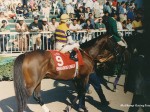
[33,82,50,112]
[74,77,88,112]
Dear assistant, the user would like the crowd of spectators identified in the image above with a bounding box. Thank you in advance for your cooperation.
[0,0,144,53]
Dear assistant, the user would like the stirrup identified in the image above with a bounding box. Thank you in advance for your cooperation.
[70,57,78,61]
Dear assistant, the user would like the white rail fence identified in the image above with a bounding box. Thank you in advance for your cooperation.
[0,30,134,55]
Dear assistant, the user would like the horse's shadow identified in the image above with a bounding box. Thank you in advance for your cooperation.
[0,80,123,112]
[0,96,32,112]
[0,80,77,112]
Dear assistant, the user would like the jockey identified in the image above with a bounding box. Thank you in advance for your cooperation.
[55,14,80,61]
[107,13,128,49]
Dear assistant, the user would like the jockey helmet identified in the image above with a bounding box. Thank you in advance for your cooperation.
[60,14,71,24]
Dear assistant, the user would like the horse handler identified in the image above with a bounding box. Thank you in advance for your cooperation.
[55,14,79,61]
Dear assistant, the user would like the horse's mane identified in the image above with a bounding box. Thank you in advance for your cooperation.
[80,34,106,48]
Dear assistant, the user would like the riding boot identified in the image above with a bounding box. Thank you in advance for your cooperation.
[70,50,78,61]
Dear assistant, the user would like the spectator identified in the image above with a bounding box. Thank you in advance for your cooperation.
[93,0,100,18]
[22,4,29,18]
[127,6,135,21]
[83,19,94,29]
[42,4,51,20]
[116,17,123,30]
[0,11,8,25]
[32,9,40,18]
[76,6,85,19]
[49,17,59,33]
[48,17,59,49]
[112,0,117,9]
[82,19,94,42]
[69,18,82,40]
[132,16,143,30]
[41,18,50,50]
[126,18,133,30]
[16,3,23,15]
[65,0,74,15]
[32,3,38,11]
[130,0,135,10]
[88,13,95,28]
[78,13,86,28]
[85,7,91,19]
[85,0,93,10]
[103,1,112,14]
[15,17,28,51]
[0,2,7,12]
[119,1,127,22]
[29,0,35,10]
[70,13,76,20]
[29,17,42,50]
[0,20,10,53]
[99,1,104,17]
[102,11,110,31]
[69,18,82,31]
[57,0,65,15]
[52,0,59,15]
[95,17,106,30]
[116,2,121,15]
[37,0,42,11]
[122,20,127,29]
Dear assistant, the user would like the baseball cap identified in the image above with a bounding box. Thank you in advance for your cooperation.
[42,18,47,21]
[2,20,7,23]
[18,17,24,21]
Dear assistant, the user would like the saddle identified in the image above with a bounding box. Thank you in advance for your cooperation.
[49,50,84,71]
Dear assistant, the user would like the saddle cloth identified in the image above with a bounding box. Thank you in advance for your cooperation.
[49,50,84,71]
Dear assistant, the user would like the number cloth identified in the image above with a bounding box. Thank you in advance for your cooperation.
[49,50,84,71]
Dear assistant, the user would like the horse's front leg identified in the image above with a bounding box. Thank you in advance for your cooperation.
[33,82,50,112]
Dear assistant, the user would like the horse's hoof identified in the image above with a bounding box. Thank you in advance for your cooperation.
[64,105,71,112]
[78,108,84,112]
[86,89,92,94]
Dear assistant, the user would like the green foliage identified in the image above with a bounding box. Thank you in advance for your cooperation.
[0,57,15,81]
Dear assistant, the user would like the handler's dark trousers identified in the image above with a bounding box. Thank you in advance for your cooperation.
[88,73,108,103]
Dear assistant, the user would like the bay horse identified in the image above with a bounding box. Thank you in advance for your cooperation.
[13,49,94,112]
[80,34,131,91]
[13,34,113,112]
[13,34,128,112]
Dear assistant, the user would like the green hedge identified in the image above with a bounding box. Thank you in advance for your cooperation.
[0,57,15,81]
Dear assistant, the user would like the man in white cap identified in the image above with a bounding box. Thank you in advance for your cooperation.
[15,17,28,51]
[55,14,80,61]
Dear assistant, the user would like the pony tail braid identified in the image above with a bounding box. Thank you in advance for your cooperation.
[13,53,28,112]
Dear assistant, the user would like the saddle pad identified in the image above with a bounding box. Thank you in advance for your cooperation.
[49,50,84,71]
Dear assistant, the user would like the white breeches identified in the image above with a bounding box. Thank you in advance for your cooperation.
[117,40,128,48]
[56,42,80,53]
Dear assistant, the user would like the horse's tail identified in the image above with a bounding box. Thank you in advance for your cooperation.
[13,53,28,112]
